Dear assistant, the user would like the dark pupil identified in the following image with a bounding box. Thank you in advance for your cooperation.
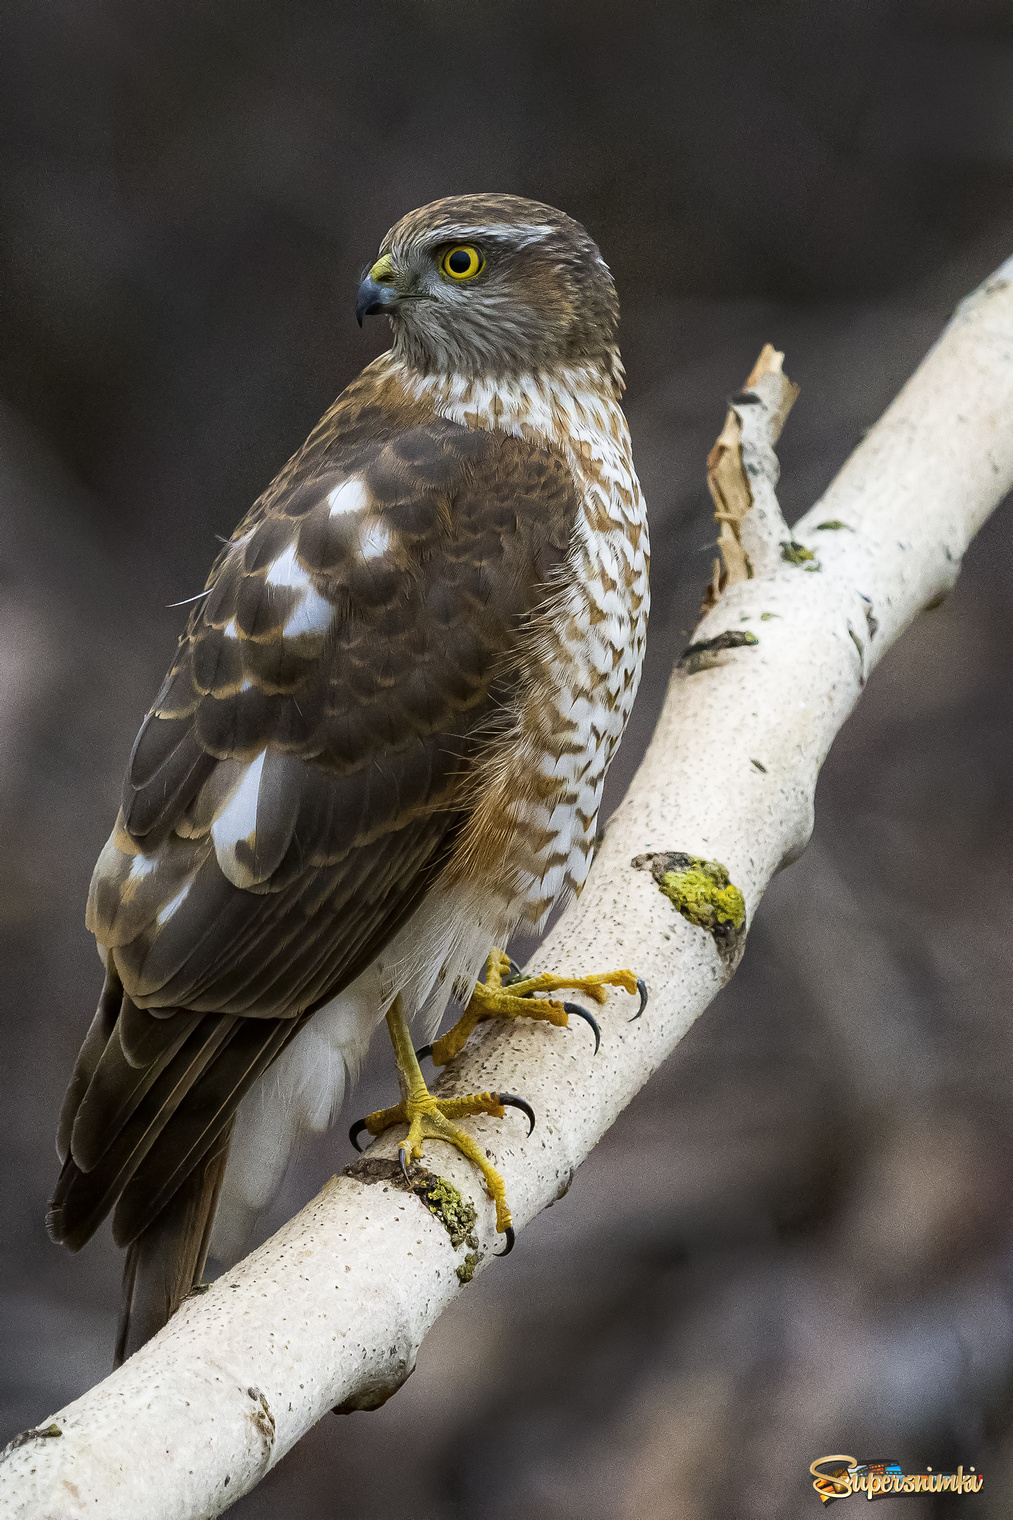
[448,248,473,274]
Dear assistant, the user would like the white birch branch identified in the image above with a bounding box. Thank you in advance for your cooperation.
[5,258,1013,1519]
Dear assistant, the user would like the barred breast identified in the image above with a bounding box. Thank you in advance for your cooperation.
[419,361,650,930]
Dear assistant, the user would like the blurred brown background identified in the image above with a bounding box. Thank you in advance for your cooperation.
[3,1,1013,1514]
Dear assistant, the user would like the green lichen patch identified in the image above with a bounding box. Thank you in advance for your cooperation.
[659,860,745,932]
[780,540,817,566]
[416,1172,479,1249]
[760,611,779,621]
[456,1251,480,1284]
[632,852,747,968]
[815,519,852,531]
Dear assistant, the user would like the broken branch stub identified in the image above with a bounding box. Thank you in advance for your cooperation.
[705,342,800,607]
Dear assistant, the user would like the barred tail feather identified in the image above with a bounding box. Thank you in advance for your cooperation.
[115,1120,233,1368]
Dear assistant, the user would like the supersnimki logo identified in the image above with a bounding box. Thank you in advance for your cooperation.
[810,1455,983,1503]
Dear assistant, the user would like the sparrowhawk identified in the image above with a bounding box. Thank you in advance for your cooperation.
[49,194,649,1364]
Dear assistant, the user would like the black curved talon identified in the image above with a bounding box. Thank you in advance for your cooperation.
[496,1226,516,1257]
[349,1118,370,1153]
[414,1044,433,1062]
[631,977,649,1021]
[399,1147,412,1184]
[496,1092,535,1136]
[564,1001,601,1055]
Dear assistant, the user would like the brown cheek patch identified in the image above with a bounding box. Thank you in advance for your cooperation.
[509,257,576,333]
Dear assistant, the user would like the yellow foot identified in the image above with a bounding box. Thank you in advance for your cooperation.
[349,996,534,1253]
[423,949,648,1067]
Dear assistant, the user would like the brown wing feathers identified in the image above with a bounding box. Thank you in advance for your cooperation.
[51,1004,240,1252]
[51,414,580,1355]
[66,1000,203,1174]
[55,965,122,1163]
[115,1120,234,1367]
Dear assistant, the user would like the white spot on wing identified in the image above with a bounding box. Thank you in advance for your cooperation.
[284,586,334,640]
[265,543,311,590]
[328,478,369,517]
[359,521,390,560]
[128,853,157,880]
[156,882,191,926]
[212,749,266,881]
[224,618,239,639]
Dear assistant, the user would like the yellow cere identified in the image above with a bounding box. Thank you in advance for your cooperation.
[368,253,394,283]
[440,244,484,281]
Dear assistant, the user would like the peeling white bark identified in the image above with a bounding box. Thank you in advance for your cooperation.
[5,258,1013,1519]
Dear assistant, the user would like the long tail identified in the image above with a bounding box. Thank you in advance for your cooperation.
[114,1119,234,1368]
[50,963,303,1367]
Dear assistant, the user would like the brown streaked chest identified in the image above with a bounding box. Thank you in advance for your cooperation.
[417,361,650,926]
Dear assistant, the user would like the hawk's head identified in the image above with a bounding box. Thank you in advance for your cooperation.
[356,194,619,381]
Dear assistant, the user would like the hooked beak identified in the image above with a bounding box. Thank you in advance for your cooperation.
[356,253,399,327]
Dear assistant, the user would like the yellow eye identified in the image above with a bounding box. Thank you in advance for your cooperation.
[440,244,484,281]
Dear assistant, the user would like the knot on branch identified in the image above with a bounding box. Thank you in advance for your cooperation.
[678,629,759,674]
[345,1155,480,1251]
[0,1425,62,1465]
